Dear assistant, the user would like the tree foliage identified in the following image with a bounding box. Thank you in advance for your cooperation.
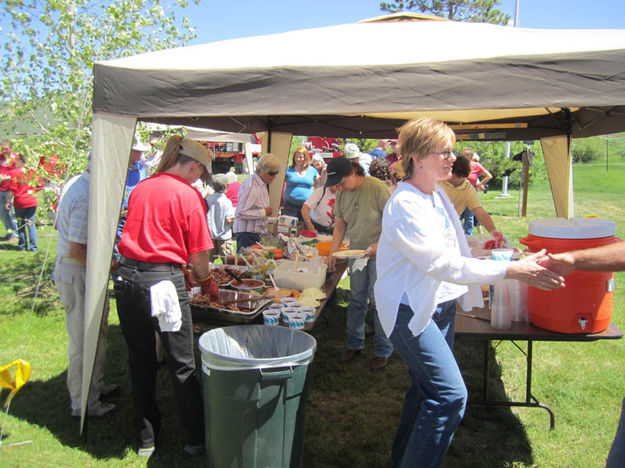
[380,0,510,24]
[1,0,198,181]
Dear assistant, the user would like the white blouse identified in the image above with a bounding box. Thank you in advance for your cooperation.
[375,181,508,337]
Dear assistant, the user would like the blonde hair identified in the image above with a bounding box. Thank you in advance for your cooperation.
[290,146,311,168]
[155,135,184,173]
[398,118,455,178]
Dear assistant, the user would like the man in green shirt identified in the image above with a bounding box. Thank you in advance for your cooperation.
[326,157,393,370]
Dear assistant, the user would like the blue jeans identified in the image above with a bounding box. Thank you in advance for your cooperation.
[460,207,473,236]
[234,232,261,253]
[346,256,393,358]
[14,206,37,251]
[607,397,625,467]
[0,191,18,236]
[390,300,467,468]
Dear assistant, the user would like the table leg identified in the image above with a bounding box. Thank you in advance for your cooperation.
[469,338,555,430]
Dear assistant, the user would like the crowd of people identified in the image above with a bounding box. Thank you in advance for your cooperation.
[4,125,617,466]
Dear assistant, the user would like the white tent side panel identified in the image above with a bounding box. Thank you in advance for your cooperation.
[81,113,136,433]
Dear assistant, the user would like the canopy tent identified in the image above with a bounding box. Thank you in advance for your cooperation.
[78,13,625,432]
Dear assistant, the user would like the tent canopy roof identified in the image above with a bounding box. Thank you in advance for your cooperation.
[93,14,625,140]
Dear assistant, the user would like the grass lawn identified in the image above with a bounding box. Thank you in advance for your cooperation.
[0,159,624,467]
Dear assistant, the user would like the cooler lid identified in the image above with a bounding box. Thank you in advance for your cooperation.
[528,217,615,239]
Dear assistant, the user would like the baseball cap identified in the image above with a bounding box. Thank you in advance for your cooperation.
[344,142,361,160]
[325,157,353,187]
[179,138,213,175]
[132,141,151,152]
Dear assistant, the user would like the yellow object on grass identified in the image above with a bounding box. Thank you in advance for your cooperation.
[0,360,31,408]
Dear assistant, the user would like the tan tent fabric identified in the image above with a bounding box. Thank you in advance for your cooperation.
[81,113,135,432]
[541,135,574,219]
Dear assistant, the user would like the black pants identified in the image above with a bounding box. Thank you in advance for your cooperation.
[114,264,204,448]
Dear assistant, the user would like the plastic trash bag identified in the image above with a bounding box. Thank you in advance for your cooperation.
[199,325,317,369]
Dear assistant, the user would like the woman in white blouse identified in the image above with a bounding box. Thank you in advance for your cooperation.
[374,118,564,468]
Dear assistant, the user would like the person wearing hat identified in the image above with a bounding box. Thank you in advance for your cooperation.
[205,173,235,261]
[344,142,372,175]
[115,135,217,458]
[325,157,393,370]
[233,153,280,252]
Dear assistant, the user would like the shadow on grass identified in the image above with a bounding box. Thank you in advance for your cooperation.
[449,339,534,468]
[6,322,204,467]
[303,288,534,467]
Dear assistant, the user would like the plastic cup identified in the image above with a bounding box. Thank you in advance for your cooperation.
[280,297,298,306]
[287,312,306,329]
[262,309,280,326]
[282,307,299,323]
[301,307,316,323]
[491,248,514,261]
[289,301,303,310]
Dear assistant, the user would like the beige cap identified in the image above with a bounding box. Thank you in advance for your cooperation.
[179,138,213,174]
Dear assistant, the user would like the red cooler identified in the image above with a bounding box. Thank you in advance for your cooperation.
[520,218,618,334]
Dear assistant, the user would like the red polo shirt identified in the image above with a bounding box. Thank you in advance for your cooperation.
[118,172,213,264]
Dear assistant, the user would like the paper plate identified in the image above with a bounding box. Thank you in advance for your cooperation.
[333,249,367,259]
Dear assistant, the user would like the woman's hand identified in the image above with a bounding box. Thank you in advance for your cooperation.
[505,252,565,291]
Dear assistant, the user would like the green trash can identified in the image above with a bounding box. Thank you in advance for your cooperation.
[198,325,317,468]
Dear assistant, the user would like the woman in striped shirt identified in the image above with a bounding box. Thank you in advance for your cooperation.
[233,153,280,252]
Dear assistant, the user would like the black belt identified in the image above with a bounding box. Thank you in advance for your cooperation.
[119,257,182,272]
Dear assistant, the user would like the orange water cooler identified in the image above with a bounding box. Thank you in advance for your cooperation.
[520,218,618,334]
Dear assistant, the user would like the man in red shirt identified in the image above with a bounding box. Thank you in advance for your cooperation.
[1,140,19,241]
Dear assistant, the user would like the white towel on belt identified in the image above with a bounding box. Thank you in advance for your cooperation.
[150,280,182,332]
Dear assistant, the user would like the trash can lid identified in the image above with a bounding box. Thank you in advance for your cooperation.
[528,217,615,239]
[199,325,317,369]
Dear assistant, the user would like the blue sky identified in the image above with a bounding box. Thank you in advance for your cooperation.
[187,0,625,45]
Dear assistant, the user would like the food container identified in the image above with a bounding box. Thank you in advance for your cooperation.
[520,217,618,333]
[301,307,316,323]
[231,279,265,293]
[282,307,299,323]
[273,260,327,290]
[287,312,306,329]
[262,309,280,326]
[315,241,348,257]
[190,289,272,324]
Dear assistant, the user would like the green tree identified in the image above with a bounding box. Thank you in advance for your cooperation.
[1,0,198,182]
[380,0,510,24]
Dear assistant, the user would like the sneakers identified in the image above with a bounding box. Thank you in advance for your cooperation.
[183,442,206,457]
[71,402,117,418]
[137,445,155,458]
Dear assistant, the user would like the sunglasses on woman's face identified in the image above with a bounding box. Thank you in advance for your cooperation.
[268,171,279,176]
